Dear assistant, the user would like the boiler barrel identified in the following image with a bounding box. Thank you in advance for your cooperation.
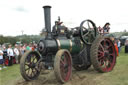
[38,38,84,55]
[56,39,84,53]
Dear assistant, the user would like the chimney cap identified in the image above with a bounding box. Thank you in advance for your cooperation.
[43,5,51,8]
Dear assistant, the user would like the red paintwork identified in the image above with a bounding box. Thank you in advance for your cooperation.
[60,52,72,82]
[4,58,9,66]
[114,43,119,56]
[98,38,116,72]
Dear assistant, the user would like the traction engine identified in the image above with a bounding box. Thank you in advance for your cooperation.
[20,6,117,83]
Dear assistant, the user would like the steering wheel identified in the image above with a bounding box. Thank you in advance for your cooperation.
[79,19,97,45]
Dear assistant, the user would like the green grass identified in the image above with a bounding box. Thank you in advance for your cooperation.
[97,47,128,85]
[0,64,21,85]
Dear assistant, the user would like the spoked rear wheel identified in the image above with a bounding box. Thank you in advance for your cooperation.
[90,36,116,73]
[20,51,42,81]
[54,49,72,83]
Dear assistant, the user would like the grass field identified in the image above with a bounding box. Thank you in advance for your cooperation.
[0,47,128,85]
[96,47,128,85]
[0,64,21,85]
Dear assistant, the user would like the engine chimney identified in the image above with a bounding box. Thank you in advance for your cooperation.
[43,6,51,37]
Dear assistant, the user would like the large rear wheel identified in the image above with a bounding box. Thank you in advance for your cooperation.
[90,36,116,73]
[54,49,72,83]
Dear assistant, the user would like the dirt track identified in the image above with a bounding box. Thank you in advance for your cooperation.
[13,66,107,85]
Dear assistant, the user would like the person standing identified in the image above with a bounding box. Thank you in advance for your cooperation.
[114,40,119,56]
[14,44,19,64]
[103,22,110,35]
[26,44,31,51]
[3,46,8,66]
[0,47,4,70]
[117,40,121,53]
[7,44,14,66]
[98,26,103,35]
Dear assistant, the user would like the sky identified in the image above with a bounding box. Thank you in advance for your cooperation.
[0,0,128,36]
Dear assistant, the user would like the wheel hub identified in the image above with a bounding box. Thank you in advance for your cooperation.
[104,51,109,57]
[29,63,36,68]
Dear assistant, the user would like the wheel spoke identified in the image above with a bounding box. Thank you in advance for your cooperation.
[25,67,30,71]
[30,56,33,63]
[106,45,112,50]
[31,68,36,77]
[109,53,114,56]
[104,40,106,47]
[87,21,91,29]
[30,69,33,77]
[60,59,65,66]
[63,55,67,64]
[83,27,87,30]
[25,63,30,66]
[83,31,89,37]
[98,50,104,56]
[104,61,107,68]
[32,56,36,62]
[98,56,104,60]
[98,50,103,53]
[33,68,37,75]
[35,67,39,72]
[27,68,31,76]
[99,44,104,51]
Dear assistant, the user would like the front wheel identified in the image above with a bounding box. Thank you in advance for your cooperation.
[20,50,42,81]
[54,49,72,83]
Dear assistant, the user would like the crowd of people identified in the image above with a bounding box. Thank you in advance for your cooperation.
[0,43,37,70]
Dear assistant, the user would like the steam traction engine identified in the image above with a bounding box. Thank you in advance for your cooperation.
[20,6,117,83]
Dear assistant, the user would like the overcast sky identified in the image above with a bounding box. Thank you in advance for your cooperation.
[0,0,128,36]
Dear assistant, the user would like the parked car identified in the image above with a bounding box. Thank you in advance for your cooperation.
[120,36,128,46]
[125,38,128,53]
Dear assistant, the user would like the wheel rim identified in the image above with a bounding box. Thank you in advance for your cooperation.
[60,51,72,82]
[98,38,116,72]
[24,53,40,79]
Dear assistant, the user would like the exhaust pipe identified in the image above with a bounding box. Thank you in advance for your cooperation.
[43,6,51,34]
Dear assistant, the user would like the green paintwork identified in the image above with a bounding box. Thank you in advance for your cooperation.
[71,39,81,53]
[59,39,83,53]
[59,39,70,50]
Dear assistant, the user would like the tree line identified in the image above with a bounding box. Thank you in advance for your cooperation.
[0,32,128,45]
[0,35,42,45]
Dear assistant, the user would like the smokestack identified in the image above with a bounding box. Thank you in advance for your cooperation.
[43,6,51,34]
